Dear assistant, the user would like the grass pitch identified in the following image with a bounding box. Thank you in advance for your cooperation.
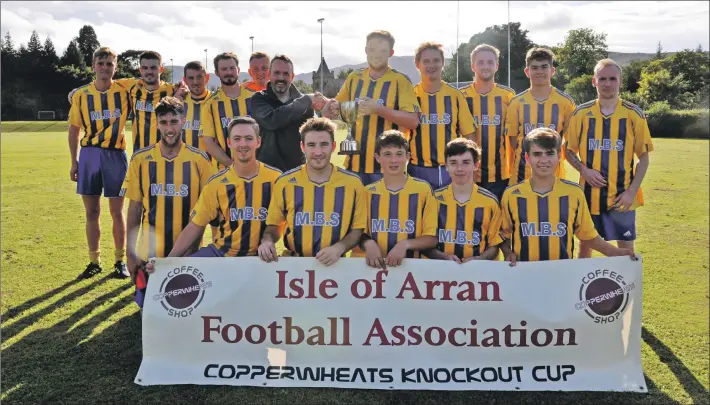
[1,121,708,404]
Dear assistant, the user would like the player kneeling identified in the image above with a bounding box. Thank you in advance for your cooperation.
[357,130,438,269]
[499,127,637,265]
[423,138,503,262]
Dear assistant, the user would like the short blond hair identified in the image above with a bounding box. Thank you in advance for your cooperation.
[470,44,500,63]
[92,46,117,64]
[594,58,622,76]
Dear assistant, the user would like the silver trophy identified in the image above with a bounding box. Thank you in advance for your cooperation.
[338,101,360,155]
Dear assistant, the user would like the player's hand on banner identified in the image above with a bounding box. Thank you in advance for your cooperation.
[315,245,345,267]
[357,97,379,116]
[69,161,79,182]
[581,167,607,188]
[611,247,638,261]
[144,260,156,274]
[461,256,481,263]
[258,241,278,263]
[611,189,636,212]
[385,241,408,267]
[363,240,387,270]
[504,252,517,267]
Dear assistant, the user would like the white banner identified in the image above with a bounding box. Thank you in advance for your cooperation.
[135,256,646,392]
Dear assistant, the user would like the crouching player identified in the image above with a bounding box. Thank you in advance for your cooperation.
[123,97,215,309]
[499,127,637,265]
[424,138,503,262]
[358,130,438,269]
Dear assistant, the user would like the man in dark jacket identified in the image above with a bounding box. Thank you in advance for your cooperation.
[252,54,326,172]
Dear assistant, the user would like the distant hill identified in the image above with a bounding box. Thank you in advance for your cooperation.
[293,52,669,85]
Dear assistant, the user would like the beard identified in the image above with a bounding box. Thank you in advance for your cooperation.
[220,77,237,86]
[272,80,290,94]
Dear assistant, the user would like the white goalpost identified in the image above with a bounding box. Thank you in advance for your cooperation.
[37,111,56,120]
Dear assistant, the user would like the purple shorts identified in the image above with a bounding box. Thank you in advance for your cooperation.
[478,179,508,202]
[407,165,451,190]
[189,244,224,257]
[354,172,383,186]
[77,146,127,198]
[591,210,636,242]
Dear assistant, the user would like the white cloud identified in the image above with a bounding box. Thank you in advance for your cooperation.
[1,0,707,74]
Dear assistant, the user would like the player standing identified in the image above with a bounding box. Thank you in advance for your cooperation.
[425,138,503,262]
[322,30,420,185]
[155,116,281,258]
[68,46,131,279]
[565,59,654,258]
[181,61,212,150]
[358,130,438,269]
[201,52,254,170]
[241,52,270,92]
[460,44,516,200]
[122,97,215,309]
[499,127,636,264]
[408,42,477,190]
[258,117,366,265]
[506,48,575,187]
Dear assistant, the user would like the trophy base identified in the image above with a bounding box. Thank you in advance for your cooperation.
[338,140,360,155]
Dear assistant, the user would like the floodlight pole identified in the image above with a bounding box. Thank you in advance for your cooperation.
[204,49,208,69]
[318,18,325,93]
[508,0,511,87]
[170,58,174,82]
[249,36,254,52]
[456,0,460,85]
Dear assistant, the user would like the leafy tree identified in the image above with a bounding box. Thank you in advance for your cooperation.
[292,80,312,94]
[654,41,665,60]
[638,67,692,109]
[117,49,145,78]
[61,39,85,69]
[442,22,535,91]
[337,68,355,79]
[555,28,608,88]
[43,36,59,67]
[564,74,596,104]
[621,59,650,93]
[77,25,100,67]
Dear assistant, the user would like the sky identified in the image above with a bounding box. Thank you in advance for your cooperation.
[1,1,708,74]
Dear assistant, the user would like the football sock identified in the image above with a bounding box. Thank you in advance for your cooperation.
[115,248,126,263]
[89,249,101,266]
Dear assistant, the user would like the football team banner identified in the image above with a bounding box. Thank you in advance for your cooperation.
[135,256,646,392]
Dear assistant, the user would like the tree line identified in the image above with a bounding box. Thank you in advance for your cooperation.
[442,24,709,112]
[1,24,708,121]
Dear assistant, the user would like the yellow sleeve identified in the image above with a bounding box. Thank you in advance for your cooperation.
[115,78,139,90]
[561,99,576,138]
[335,75,352,102]
[200,101,216,139]
[266,179,287,226]
[633,113,655,157]
[500,190,513,240]
[504,99,520,139]
[565,113,582,153]
[421,189,438,237]
[69,91,83,127]
[487,203,504,247]
[121,159,143,203]
[574,193,599,241]
[190,185,217,227]
[198,157,217,188]
[397,76,419,113]
[351,182,367,230]
[457,91,477,135]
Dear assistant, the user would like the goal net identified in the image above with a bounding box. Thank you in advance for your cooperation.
[37,111,56,120]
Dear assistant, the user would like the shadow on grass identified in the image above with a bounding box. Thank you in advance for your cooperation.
[642,326,709,404]
[0,288,701,405]
[1,273,115,342]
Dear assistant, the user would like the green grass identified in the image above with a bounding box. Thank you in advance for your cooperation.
[1,124,708,404]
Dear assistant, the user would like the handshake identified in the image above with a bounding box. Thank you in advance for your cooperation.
[308,92,329,112]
